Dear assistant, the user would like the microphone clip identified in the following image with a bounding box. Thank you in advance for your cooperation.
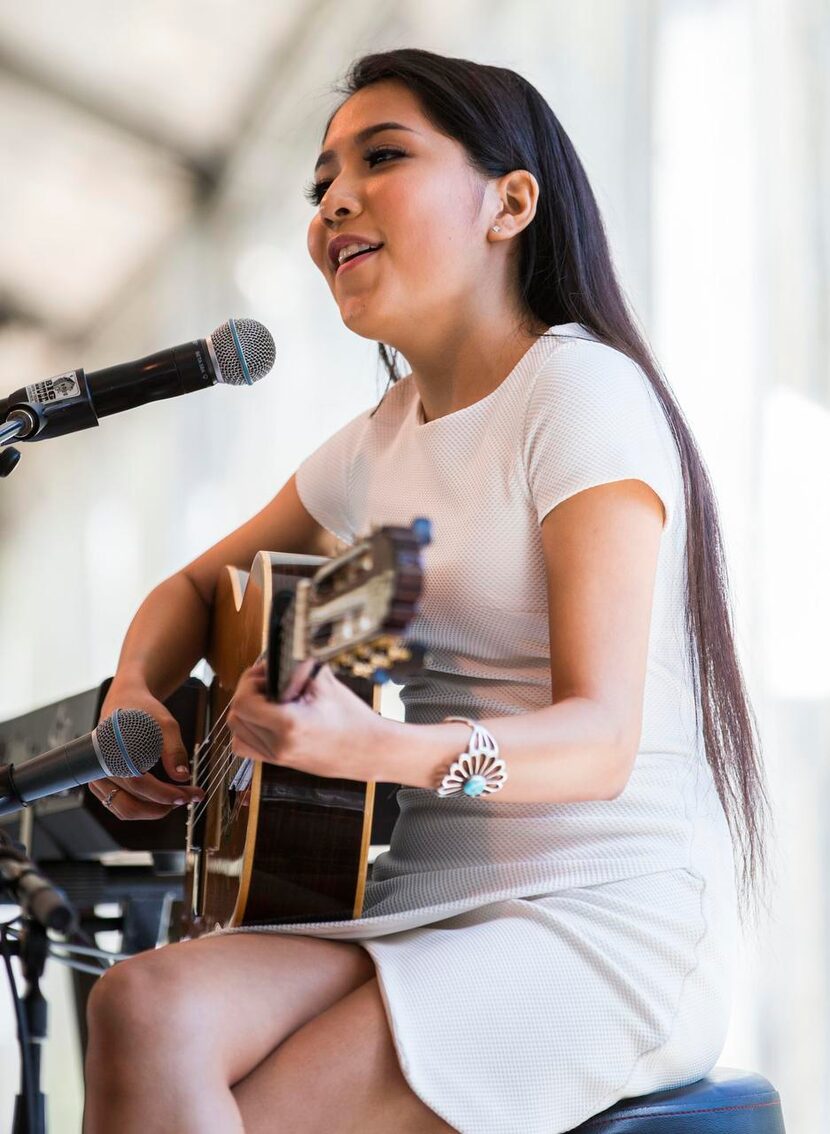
[1,368,99,478]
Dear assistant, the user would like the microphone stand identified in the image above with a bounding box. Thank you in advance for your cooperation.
[0,830,87,1134]
[0,417,24,477]
[0,920,128,1134]
[1,916,48,1134]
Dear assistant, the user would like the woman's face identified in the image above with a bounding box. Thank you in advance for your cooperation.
[306,81,497,346]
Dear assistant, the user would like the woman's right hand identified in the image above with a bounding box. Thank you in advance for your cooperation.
[87,679,206,820]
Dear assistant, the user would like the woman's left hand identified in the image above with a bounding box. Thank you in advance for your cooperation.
[226,658,388,783]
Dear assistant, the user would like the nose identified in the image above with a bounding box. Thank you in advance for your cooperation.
[322,206,349,227]
[320,202,359,229]
[318,183,362,228]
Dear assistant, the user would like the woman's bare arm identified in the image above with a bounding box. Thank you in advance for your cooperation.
[90,474,335,819]
[381,479,665,802]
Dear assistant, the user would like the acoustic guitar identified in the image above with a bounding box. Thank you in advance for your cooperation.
[181,519,430,938]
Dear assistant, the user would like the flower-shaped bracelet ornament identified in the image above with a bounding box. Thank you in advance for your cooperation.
[436,716,508,798]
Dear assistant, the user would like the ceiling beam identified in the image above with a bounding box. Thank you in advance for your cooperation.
[0,40,218,196]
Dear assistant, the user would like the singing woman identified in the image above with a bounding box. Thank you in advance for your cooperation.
[82,47,773,1134]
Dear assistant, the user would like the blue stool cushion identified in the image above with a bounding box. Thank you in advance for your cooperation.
[570,1068,785,1132]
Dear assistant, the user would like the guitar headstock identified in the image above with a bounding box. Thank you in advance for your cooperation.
[267,517,431,701]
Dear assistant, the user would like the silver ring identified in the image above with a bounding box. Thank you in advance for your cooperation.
[103,786,121,809]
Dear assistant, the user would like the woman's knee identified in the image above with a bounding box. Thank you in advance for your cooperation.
[86,946,199,1049]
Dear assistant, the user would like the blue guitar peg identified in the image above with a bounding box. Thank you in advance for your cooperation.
[411,517,432,546]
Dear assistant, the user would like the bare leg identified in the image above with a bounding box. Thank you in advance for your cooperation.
[233,977,457,1133]
[83,932,375,1133]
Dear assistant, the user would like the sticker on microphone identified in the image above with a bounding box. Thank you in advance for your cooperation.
[25,371,81,405]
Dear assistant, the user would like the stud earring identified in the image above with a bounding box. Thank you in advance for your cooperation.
[491,225,501,232]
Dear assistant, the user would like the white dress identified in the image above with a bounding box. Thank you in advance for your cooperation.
[206,324,739,1134]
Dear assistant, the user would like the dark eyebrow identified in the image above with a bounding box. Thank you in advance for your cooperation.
[314,122,420,173]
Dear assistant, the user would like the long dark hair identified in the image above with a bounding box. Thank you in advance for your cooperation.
[319,47,774,928]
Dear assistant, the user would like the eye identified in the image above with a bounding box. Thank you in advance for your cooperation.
[303,146,406,206]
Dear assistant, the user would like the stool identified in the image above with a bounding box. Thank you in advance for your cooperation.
[570,1067,785,1131]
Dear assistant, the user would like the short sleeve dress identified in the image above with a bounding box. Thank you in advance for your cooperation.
[206,324,740,1134]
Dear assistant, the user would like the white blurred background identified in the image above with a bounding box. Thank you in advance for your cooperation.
[0,0,827,1129]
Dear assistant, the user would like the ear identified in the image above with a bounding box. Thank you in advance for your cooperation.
[489,169,540,240]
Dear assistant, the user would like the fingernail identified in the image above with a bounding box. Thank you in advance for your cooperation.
[174,798,187,806]
[175,764,188,775]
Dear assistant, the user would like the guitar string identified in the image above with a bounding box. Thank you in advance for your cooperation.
[185,699,235,798]
[194,699,236,781]
[192,734,264,830]
[190,747,238,828]
[189,688,294,825]
[182,648,268,803]
[190,611,315,817]
[186,646,267,780]
[193,697,233,768]
[189,725,242,823]
[189,732,239,826]
[190,694,273,823]
[190,752,233,825]
[188,644,307,815]
[180,707,244,825]
[189,666,273,804]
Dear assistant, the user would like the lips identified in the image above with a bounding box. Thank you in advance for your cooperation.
[328,234,384,270]
[335,246,382,275]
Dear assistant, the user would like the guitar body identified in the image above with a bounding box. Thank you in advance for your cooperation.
[182,522,429,938]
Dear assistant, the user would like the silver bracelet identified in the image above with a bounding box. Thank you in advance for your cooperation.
[436,716,508,798]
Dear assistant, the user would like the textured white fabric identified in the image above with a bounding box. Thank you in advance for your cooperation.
[206,324,739,1133]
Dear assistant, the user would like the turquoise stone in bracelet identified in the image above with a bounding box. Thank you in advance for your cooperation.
[463,774,488,797]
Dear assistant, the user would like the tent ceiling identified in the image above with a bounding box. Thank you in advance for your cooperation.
[0,1,309,338]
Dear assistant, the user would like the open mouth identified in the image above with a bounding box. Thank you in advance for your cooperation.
[335,245,383,275]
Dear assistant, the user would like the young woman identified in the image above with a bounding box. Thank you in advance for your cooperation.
[82,47,773,1134]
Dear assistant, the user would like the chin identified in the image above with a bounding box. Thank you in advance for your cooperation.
[338,300,386,337]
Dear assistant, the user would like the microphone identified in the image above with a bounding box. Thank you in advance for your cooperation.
[0,317,276,443]
[0,708,163,817]
[0,833,77,932]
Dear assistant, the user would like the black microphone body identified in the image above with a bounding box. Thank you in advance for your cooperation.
[0,317,275,443]
[0,709,162,817]
[1,732,130,810]
[0,834,76,932]
[86,339,217,418]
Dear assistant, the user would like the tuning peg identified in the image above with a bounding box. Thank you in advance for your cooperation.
[411,517,432,545]
[386,643,412,662]
[386,640,427,677]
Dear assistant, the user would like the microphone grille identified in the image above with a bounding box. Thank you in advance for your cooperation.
[209,318,275,386]
[95,709,163,777]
